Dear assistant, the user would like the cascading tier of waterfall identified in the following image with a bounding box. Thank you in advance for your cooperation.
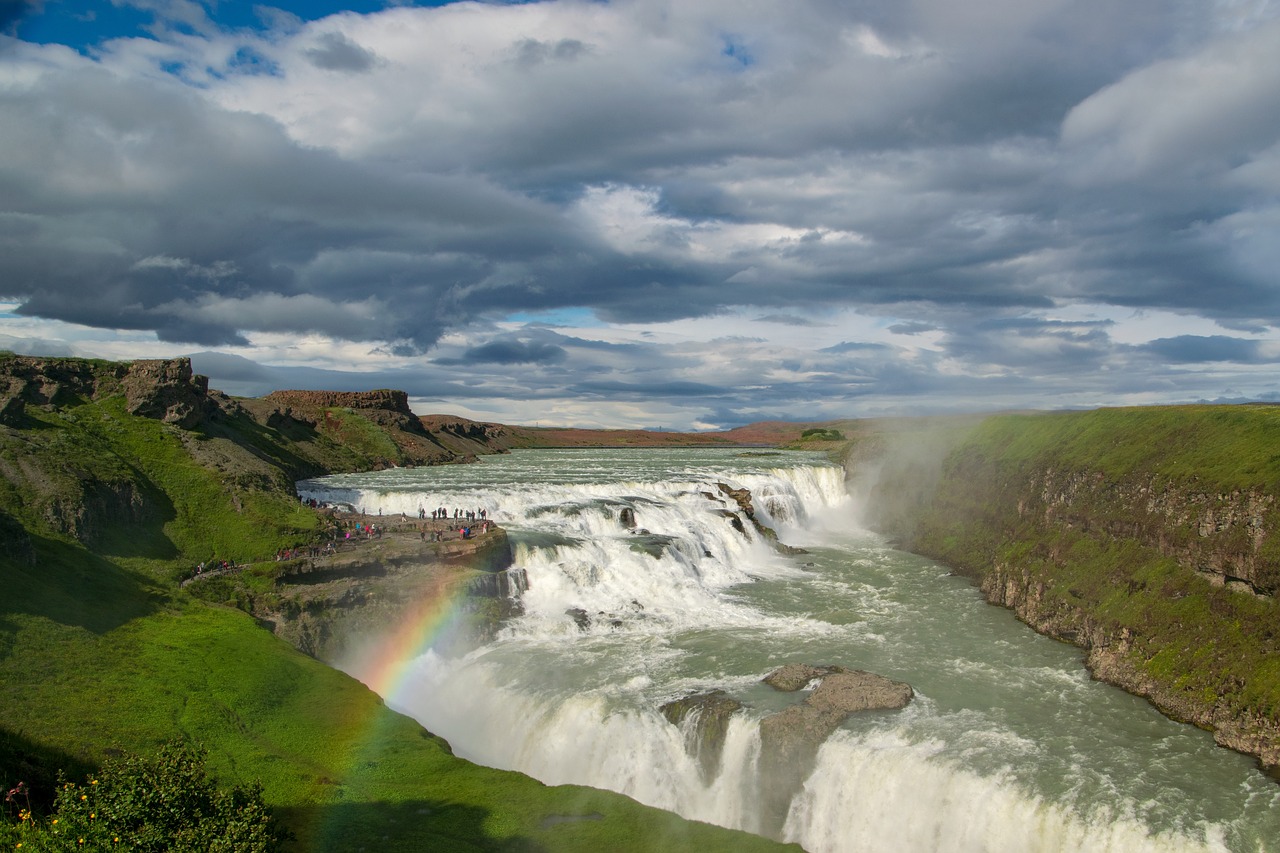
[300,448,1278,853]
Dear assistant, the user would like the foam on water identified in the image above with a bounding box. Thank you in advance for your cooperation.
[301,449,1280,853]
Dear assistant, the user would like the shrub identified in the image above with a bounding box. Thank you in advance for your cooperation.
[2,742,288,851]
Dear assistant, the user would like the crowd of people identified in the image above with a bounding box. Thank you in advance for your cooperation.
[418,505,490,522]
[182,502,498,584]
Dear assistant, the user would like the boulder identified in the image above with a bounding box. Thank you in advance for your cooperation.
[757,664,913,835]
[660,690,744,783]
[762,662,838,692]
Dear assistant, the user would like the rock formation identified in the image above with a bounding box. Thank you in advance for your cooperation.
[121,358,214,429]
[660,690,744,783]
[244,528,515,661]
[757,664,913,833]
[660,664,913,835]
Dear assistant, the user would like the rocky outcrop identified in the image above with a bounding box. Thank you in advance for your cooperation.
[661,665,912,835]
[713,483,805,554]
[660,690,744,783]
[757,664,912,834]
[122,358,214,429]
[263,389,415,415]
[246,528,515,661]
[1026,468,1278,596]
[758,666,913,769]
[0,355,127,424]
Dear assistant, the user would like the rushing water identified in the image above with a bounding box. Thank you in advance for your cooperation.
[299,448,1279,853]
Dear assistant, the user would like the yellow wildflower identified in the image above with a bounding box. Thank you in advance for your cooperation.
[80,794,87,801]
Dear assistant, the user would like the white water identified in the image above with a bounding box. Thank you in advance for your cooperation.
[300,449,1279,853]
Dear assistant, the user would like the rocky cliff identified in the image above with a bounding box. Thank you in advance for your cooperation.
[0,355,494,555]
[859,406,1280,773]
[213,526,517,662]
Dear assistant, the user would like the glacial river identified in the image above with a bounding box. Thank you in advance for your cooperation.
[299,448,1279,853]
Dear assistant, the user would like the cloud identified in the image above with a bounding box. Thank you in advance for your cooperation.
[1142,335,1270,364]
[305,31,376,72]
[453,338,568,365]
[5,1,1280,427]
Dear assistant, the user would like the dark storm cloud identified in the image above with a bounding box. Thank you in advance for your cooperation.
[450,338,568,365]
[305,31,376,72]
[1142,336,1270,364]
[0,52,592,352]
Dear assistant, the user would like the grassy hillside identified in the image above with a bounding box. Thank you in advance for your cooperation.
[0,357,796,851]
[862,405,1280,770]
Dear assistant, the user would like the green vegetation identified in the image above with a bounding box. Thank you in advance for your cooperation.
[797,428,845,442]
[2,742,287,851]
[882,405,1280,755]
[0,358,797,852]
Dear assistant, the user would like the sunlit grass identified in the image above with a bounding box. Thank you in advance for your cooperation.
[1,383,796,851]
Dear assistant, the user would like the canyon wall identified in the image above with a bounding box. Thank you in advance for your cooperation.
[857,406,1280,772]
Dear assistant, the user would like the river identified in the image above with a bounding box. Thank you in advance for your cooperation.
[298,448,1278,853]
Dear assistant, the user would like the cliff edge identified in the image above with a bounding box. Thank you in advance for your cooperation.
[857,406,1280,773]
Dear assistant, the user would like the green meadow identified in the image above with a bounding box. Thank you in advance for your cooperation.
[0,373,794,851]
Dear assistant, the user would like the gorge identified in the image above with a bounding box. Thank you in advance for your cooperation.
[3,355,1280,852]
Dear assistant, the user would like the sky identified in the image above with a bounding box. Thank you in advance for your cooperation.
[1,0,1279,430]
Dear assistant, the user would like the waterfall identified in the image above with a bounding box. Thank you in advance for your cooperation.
[300,450,1279,853]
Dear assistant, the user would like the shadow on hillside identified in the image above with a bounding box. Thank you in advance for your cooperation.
[275,798,545,853]
[91,474,181,561]
[0,727,98,813]
[0,533,162,634]
[202,409,328,482]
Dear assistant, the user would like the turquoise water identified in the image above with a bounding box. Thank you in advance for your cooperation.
[301,448,1279,852]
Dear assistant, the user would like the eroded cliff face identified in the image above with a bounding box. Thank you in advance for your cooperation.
[861,410,1280,774]
[1027,468,1278,596]
[0,356,217,546]
[212,528,516,662]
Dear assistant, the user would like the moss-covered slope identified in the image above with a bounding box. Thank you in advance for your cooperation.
[860,405,1280,771]
[0,354,795,852]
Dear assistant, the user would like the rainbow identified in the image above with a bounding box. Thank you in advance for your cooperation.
[305,547,496,851]
[346,578,472,704]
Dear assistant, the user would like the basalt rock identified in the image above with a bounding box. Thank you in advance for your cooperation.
[660,690,744,783]
[242,528,515,661]
[713,483,806,554]
[0,355,127,423]
[263,389,415,415]
[757,664,913,834]
[122,358,213,429]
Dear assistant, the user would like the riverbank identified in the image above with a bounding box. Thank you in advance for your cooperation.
[853,406,1280,775]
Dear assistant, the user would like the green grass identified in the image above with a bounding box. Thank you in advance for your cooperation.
[0,379,797,851]
[0,590,794,851]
